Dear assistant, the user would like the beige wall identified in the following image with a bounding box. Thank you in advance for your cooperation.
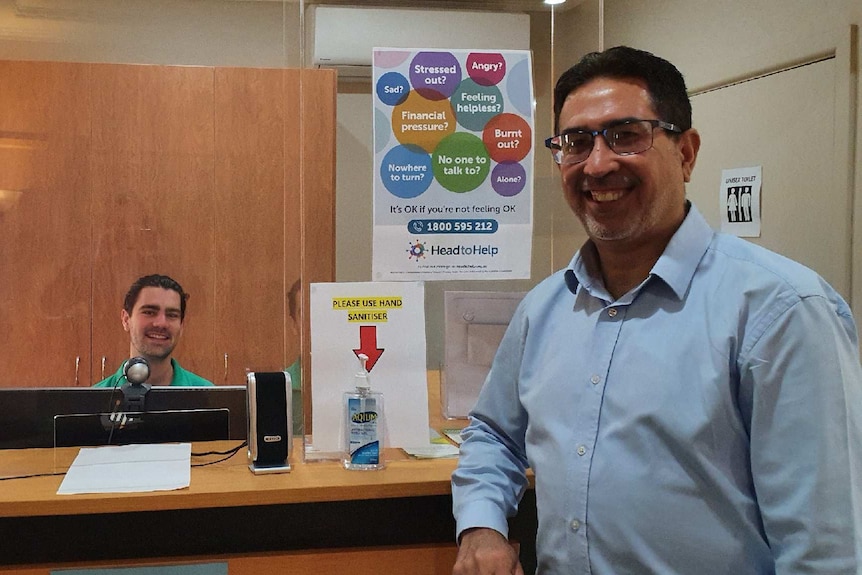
[0,0,301,66]
[556,0,862,319]
[571,0,860,94]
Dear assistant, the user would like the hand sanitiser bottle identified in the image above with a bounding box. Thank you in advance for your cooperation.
[343,353,385,470]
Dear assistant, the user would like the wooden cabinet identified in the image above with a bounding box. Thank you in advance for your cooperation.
[88,63,218,383]
[0,61,92,386]
[0,546,460,575]
[213,67,290,386]
[0,60,335,387]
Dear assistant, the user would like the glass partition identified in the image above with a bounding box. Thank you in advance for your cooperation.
[0,0,591,445]
[0,0,310,388]
[305,0,575,454]
[328,1,569,365]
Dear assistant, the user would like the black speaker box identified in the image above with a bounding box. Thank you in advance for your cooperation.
[246,371,292,474]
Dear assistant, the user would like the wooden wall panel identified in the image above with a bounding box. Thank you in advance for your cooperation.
[283,69,303,374]
[284,69,304,383]
[0,544,459,575]
[293,68,338,433]
[89,64,217,382]
[227,545,458,574]
[0,61,91,386]
[214,67,286,384]
[299,68,338,290]
[0,61,336,388]
[86,62,146,376]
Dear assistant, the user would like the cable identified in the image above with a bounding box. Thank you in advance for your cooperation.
[191,441,247,467]
[1,442,248,480]
[0,471,67,481]
[105,375,126,445]
[192,441,248,457]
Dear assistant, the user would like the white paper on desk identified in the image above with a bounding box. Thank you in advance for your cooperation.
[403,444,460,459]
[57,443,191,495]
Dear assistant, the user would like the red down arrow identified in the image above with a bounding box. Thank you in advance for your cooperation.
[353,325,384,372]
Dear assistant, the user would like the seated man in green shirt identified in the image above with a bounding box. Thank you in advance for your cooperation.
[94,274,213,387]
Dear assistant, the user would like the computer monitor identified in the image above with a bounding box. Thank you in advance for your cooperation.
[0,386,247,449]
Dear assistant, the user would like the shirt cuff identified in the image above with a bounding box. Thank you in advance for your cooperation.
[455,499,511,542]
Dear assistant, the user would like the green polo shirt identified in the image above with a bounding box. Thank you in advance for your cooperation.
[93,358,213,387]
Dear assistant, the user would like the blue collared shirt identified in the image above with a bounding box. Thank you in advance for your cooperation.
[452,204,862,574]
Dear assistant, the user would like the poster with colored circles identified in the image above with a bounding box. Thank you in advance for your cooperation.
[372,48,534,281]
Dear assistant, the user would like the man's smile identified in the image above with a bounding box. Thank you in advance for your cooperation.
[588,190,626,202]
[580,174,638,204]
[145,331,170,341]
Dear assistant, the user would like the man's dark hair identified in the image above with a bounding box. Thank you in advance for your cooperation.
[123,274,189,321]
[553,46,692,134]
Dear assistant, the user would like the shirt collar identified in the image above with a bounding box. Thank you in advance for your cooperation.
[565,202,714,301]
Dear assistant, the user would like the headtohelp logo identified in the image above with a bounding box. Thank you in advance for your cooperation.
[430,244,499,257]
[406,240,426,261]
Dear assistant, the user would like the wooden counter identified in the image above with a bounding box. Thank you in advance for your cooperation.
[0,440,459,518]
[0,443,440,569]
[0,373,538,573]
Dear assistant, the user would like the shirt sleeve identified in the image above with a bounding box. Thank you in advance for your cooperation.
[740,293,862,574]
[451,302,531,541]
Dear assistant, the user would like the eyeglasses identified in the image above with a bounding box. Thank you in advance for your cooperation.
[544,119,682,165]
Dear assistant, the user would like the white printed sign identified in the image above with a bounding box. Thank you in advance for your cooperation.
[372,48,535,280]
[309,282,429,455]
[720,166,761,237]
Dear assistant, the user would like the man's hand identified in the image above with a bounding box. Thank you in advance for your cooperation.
[453,527,524,575]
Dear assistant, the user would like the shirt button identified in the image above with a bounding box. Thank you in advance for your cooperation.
[607,308,618,317]
[571,519,581,531]
[577,445,587,456]
[590,374,601,385]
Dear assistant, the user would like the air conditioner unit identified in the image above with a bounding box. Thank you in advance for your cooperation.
[306,5,531,79]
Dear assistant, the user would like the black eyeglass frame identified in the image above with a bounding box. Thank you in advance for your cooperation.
[544,119,682,165]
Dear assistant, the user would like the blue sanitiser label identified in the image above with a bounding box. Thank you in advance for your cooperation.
[347,397,379,464]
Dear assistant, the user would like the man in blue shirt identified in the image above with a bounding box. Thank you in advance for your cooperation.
[94,274,212,387]
[451,46,861,574]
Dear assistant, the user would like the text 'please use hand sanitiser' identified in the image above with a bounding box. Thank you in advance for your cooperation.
[343,353,386,470]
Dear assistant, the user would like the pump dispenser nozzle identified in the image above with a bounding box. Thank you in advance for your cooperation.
[355,353,371,391]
